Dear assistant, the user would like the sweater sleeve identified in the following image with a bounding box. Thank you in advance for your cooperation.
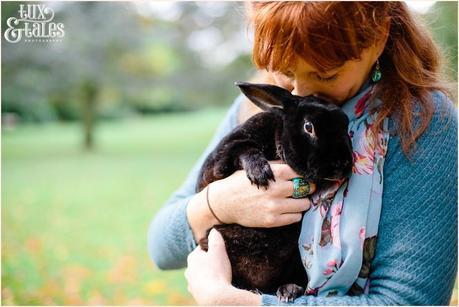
[262,92,458,305]
[147,95,243,270]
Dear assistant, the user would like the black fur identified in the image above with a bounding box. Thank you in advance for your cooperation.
[196,82,353,300]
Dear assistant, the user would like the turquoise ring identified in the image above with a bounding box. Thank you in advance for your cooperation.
[292,177,312,199]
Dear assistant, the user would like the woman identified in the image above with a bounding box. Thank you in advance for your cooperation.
[148,2,457,305]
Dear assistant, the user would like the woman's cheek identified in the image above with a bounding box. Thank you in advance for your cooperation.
[327,79,358,103]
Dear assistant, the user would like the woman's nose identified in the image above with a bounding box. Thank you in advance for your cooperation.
[291,79,314,97]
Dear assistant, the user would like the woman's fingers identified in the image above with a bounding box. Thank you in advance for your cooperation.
[273,179,297,197]
[277,179,317,197]
[207,229,226,256]
[267,213,304,227]
[210,165,313,229]
[264,196,311,227]
[261,198,310,227]
[277,197,311,214]
[270,162,302,180]
[268,163,317,197]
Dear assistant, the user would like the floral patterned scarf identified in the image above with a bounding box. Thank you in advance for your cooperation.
[299,82,390,296]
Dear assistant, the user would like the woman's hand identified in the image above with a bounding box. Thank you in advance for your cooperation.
[187,162,312,241]
[210,162,312,227]
[185,229,261,305]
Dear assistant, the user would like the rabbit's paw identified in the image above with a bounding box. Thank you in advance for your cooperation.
[245,158,275,189]
[276,284,304,303]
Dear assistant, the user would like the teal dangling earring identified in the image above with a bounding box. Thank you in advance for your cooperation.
[371,59,382,83]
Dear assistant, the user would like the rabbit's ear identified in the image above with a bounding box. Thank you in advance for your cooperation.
[235,82,295,111]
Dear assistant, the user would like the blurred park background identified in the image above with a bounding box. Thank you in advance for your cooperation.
[1,1,457,305]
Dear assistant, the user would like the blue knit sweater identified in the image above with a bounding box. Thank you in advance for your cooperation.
[148,92,457,305]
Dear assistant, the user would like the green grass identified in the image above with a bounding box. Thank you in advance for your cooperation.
[2,107,227,305]
[3,107,458,305]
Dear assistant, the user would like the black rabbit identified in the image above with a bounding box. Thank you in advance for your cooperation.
[196,82,353,301]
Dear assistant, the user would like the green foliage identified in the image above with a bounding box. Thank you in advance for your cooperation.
[2,108,227,305]
[425,2,458,80]
[1,2,253,123]
[3,1,454,124]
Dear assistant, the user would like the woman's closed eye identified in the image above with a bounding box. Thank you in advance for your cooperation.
[283,70,295,79]
[315,73,339,82]
[281,70,339,83]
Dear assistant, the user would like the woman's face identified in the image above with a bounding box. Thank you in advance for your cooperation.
[271,47,379,105]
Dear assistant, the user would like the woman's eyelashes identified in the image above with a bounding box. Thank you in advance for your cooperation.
[315,73,339,82]
[283,70,295,78]
[281,70,339,83]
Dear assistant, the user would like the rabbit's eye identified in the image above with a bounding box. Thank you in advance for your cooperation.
[304,121,315,136]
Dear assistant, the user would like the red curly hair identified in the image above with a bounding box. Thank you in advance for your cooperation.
[246,1,450,155]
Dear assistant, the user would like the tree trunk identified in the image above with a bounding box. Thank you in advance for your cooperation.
[81,80,97,150]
